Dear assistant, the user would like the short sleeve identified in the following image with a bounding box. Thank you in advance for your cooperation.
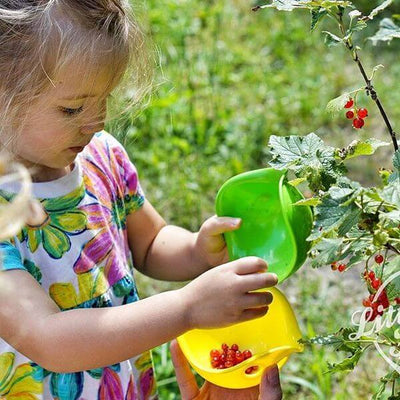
[98,132,146,215]
[0,241,25,272]
[114,145,145,215]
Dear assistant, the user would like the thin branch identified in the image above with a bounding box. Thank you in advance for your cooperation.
[336,10,398,151]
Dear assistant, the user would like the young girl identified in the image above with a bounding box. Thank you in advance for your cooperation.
[0,1,278,399]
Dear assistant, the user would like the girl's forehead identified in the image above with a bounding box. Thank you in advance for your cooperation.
[50,62,117,101]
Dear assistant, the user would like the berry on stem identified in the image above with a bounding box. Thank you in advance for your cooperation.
[357,108,368,118]
[375,254,384,264]
[353,118,364,129]
[346,110,355,119]
[344,98,354,108]
[338,264,346,272]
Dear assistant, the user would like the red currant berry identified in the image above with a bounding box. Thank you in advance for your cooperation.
[362,298,371,307]
[231,344,239,352]
[225,361,234,368]
[344,99,354,109]
[395,297,400,305]
[375,254,384,264]
[368,271,375,280]
[346,110,355,119]
[243,350,252,359]
[338,264,346,272]
[221,343,229,352]
[331,262,338,271]
[353,118,364,129]
[235,351,244,363]
[210,349,220,358]
[245,367,255,374]
[371,278,382,290]
[357,108,368,118]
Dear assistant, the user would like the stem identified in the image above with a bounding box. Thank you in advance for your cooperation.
[385,242,400,255]
[336,10,398,152]
[392,379,395,397]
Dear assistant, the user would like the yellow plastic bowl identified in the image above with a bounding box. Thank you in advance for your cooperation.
[177,287,303,389]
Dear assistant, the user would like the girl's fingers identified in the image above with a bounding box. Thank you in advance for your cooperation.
[240,306,270,322]
[239,272,279,291]
[230,256,268,275]
[243,291,273,309]
[170,340,200,400]
[201,215,242,236]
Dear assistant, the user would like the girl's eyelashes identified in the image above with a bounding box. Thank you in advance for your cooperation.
[60,106,84,116]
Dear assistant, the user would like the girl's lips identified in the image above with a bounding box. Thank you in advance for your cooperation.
[68,146,85,153]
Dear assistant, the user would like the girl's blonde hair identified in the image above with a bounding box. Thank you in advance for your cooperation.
[0,0,153,141]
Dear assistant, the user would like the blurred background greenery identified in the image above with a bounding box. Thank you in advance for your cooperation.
[106,0,400,398]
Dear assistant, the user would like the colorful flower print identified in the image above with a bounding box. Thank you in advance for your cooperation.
[23,259,42,284]
[125,376,137,400]
[98,367,124,400]
[49,268,109,310]
[73,203,127,286]
[134,354,156,400]
[18,185,87,259]
[0,352,42,399]
[50,371,83,400]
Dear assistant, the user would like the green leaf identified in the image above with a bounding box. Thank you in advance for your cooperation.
[367,0,393,21]
[300,334,343,346]
[326,90,361,114]
[382,258,400,301]
[268,133,344,192]
[310,237,344,268]
[323,30,343,46]
[308,193,360,240]
[269,133,326,170]
[342,139,390,160]
[311,7,328,31]
[381,182,400,207]
[327,348,363,373]
[369,18,400,45]
[389,150,400,182]
[260,0,310,11]
[288,177,307,186]
[295,197,321,206]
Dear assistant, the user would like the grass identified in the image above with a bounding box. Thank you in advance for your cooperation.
[106,0,400,397]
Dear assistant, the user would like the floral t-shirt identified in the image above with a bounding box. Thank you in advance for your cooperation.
[0,132,158,400]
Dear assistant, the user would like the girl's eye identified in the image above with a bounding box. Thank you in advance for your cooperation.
[60,106,84,116]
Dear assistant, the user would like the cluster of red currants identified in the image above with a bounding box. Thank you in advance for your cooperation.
[344,98,368,129]
[361,254,400,321]
[210,343,253,371]
[330,261,346,272]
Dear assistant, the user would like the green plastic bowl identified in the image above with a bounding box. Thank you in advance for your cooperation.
[215,168,313,282]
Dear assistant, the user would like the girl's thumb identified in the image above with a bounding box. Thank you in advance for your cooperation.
[259,365,282,400]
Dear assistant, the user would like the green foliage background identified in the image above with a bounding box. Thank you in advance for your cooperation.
[106,0,400,398]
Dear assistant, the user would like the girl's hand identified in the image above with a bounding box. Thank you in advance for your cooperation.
[170,340,283,400]
[179,256,278,329]
[194,215,242,267]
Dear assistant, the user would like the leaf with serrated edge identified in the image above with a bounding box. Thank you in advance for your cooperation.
[368,0,393,21]
[369,18,400,44]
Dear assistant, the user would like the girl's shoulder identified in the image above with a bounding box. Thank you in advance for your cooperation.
[82,130,136,175]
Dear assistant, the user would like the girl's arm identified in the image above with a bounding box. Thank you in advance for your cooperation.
[127,200,238,281]
[0,257,276,373]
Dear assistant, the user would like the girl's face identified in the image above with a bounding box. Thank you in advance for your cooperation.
[11,62,116,181]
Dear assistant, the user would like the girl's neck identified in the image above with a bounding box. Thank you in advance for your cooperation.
[30,164,73,183]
